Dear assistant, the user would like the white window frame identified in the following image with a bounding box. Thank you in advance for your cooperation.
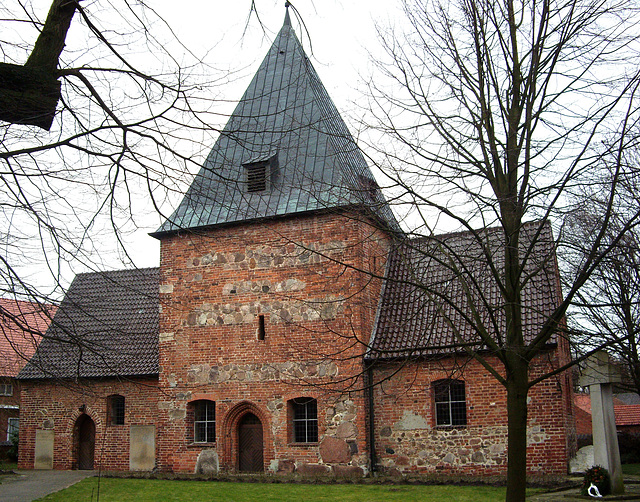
[193,400,216,443]
[291,397,318,443]
[7,417,18,441]
[434,379,467,427]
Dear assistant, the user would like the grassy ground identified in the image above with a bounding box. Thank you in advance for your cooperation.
[0,461,18,485]
[622,463,640,476]
[35,477,535,502]
[0,460,18,470]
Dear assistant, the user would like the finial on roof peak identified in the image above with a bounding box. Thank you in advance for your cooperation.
[284,2,291,26]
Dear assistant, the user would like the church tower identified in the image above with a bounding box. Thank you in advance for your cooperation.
[152,8,394,473]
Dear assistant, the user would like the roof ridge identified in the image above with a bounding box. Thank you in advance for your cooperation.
[73,266,159,277]
[404,219,550,243]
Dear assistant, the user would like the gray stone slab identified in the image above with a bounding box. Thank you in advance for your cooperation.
[195,449,219,475]
[34,429,54,470]
[129,424,155,471]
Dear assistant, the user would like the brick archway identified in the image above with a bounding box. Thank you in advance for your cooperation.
[221,401,272,472]
[73,413,96,470]
[68,407,100,470]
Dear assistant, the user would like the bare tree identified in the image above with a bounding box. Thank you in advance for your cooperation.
[1,0,80,130]
[362,0,640,499]
[0,0,227,312]
[564,161,640,396]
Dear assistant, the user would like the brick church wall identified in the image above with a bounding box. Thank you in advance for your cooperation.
[18,377,158,470]
[371,352,575,475]
[15,207,576,476]
[156,210,389,473]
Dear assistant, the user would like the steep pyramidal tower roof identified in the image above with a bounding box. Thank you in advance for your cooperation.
[153,9,397,236]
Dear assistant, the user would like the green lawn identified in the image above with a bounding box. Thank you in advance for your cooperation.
[622,463,640,476]
[36,477,529,502]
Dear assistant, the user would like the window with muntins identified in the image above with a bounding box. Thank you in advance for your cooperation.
[291,397,318,443]
[0,383,13,396]
[194,400,216,443]
[434,379,467,426]
[107,394,125,425]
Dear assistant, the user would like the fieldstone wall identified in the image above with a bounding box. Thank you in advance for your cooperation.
[157,211,390,473]
[186,241,346,271]
[187,361,339,385]
[267,394,368,477]
[372,356,575,475]
[378,422,550,471]
[183,295,344,327]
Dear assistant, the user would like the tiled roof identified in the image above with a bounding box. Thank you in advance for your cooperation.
[574,393,628,414]
[18,268,159,379]
[369,222,562,358]
[574,393,593,413]
[0,299,55,377]
[152,12,398,237]
[574,394,640,427]
[614,405,640,426]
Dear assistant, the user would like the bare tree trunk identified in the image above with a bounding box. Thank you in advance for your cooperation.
[506,363,529,502]
[0,0,80,129]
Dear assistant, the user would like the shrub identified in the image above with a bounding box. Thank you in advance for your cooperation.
[617,432,640,464]
[7,430,18,462]
[580,465,611,496]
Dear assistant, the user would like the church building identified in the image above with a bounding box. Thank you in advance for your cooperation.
[17,10,575,476]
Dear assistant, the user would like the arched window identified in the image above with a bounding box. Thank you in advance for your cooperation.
[289,397,318,443]
[190,400,216,443]
[433,379,466,426]
[107,394,125,425]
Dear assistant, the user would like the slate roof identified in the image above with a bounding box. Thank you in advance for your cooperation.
[0,299,55,377]
[368,222,563,359]
[152,10,398,237]
[18,268,159,379]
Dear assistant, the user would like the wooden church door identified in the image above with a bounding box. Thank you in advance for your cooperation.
[238,413,263,472]
[76,414,95,470]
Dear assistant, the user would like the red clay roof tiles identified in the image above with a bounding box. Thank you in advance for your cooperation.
[0,299,55,377]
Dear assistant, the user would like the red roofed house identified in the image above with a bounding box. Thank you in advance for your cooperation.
[575,393,640,435]
[0,299,54,458]
[16,10,576,476]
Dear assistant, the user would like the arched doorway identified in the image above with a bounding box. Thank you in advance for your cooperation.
[74,414,95,470]
[238,413,263,472]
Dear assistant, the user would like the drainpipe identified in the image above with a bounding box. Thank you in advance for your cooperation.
[365,362,377,474]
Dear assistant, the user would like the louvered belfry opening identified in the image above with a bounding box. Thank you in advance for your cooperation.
[245,161,268,192]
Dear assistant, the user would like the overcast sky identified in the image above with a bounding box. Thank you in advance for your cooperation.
[153,0,402,111]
